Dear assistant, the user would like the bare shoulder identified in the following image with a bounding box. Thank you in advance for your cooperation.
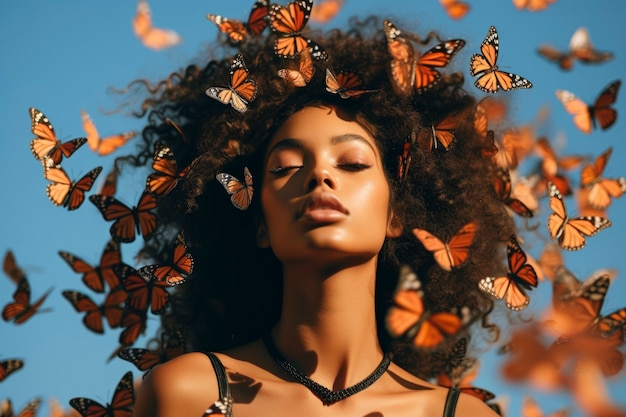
[133,352,220,417]
[455,392,501,417]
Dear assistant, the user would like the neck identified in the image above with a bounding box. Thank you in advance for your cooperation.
[271,257,384,391]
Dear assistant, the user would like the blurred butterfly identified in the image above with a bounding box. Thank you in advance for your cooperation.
[412,222,478,271]
[479,235,538,311]
[596,307,626,339]
[116,264,170,315]
[470,26,533,93]
[386,265,463,348]
[492,168,534,217]
[3,250,26,285]
[521,396,569,417]
[383,19,465,96]
[62,289,127,334]
[538,27,613,71]
[269,0,328,60]
[277,48,315,87]
[89,191,158,243]
[512,0,556,11]
[417,114,459,151]
[2,277,52,325]
[438,0,470,20]
[29,107,87,168]
[80,110,137,156]
[44,165,102,211]
[146,143,191,198]
[309,0,344,24]
[437,360,497,404]
[202,397,233,417]
[547,182,611,251]
[97,168,118,197]
[216,166,254,210]
[1,399,42,417]
[118,329,186,372]
[59,240,123,293]
[138,232,193,286]
[119,311,147,347]
[0,358,24,382]
[70,371,134,417]
[132,0,181,50]
[206,54,257,114]
[555,79,621,134]
[580,147,626,210]
[206,0,269,44]
[325,68,376,99]
[49,398,81,417]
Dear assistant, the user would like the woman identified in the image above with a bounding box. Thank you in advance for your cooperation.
[127,8,514,417]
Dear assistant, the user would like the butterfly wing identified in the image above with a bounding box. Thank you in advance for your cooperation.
[206,14,249,43]
[555,89,592,133]
[414,39,465,93]
[119,265,170,315]
[119,311,147,347]
[202,397,233,417]
[144,232,193,286]
[3,250,26,284]
[206,54,257,113]
[29,107,87,166]
[278,48,315,86]
[70,371,134,417]
[118,348,163,372]
[216,167,254,210]
[591,79,620,130]
[270,0,327,60]
[0,359,24,382]
[132,0,181,50]
[444,222,478,269]
[146,143,190,197]
[383,19,416,97]
[62,290,105,334]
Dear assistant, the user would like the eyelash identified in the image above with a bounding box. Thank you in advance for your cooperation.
[268,163,372,175]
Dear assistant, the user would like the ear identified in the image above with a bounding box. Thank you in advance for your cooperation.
[256,219,271,248]
[386,211,403,238]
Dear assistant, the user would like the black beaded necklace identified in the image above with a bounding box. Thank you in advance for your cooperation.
[262,333,391,406]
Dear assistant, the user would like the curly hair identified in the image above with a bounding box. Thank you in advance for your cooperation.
[118,15,516,381]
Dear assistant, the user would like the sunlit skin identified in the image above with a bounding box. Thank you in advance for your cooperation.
[132,106,499,417]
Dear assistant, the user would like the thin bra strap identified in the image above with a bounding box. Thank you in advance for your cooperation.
[204,352,231,400]
[443,387,461,417]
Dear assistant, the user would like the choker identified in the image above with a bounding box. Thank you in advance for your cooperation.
[262,333,391,406]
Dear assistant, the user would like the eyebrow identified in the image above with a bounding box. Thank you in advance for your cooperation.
[267,133,377,156]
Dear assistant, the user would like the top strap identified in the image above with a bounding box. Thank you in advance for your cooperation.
[442,387,460,417]
[205,352,231,400]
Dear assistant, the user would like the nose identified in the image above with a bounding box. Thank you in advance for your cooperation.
[305,166,337,192]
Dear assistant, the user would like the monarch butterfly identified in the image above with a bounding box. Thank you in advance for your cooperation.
[62,289,127,334]
[324,68,376,99]
[29,107,87,167]
[206,0,269,44]
[139,232,193,286]
[538,27,613,71]
[547,182,611,251]
[116,264,170,315]
[146,143,191,198]
[417,114,459,151]
[596,307,626,339]
[386,265,463,348]
[412,222,478,271]
[99,169,118,197]
[202,397,233,417]
[0,358,24,382]
[1,399,42,417]
[269,0,328,60]
[492,168,534,217]
[206,54,257,114]
[70,371,134,417]
[479,235,538,311]
[383,19,465,96]
[470,26,533,94]
[216,166,254,210]
[277,48,315,87]
[118,329,186,372]
[2,277,52,325]
[44,165,102,211]
[119,310,147,347]
[89,191,158,243]
[580,148,626,210]
[59,240,123,293]
[438,0,470,20]
[555,80,621,134]
[309,0,344,23]
[132,0,181,50]
[3,250,26,285]
[80,110,137,156]
[521,396,569,417]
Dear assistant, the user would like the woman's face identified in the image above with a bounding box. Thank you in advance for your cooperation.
[259,106,398,266]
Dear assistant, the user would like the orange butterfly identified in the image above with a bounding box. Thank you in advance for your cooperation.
[59,240,123,293]
[555,80,621,134]
[3,250,26,285]
[118,311,147,347]
[216,166,254,210]
[479,235,538,311]
[383,19,465,96]
[277,48,315,87]
[132,0,181,50]
[0,358,24,382]
[80,110,137,156]
[99,169,118,197]
[118,329,186,372]
[492,168,534,217]
[70,371,134,417]
[325,68,376,99]
[397,136,414,180]
[417,114,459,151]
[44,165,102,211]
[412,222,478,271]
[386,265,464,348]
[269,0,328,60]
[89,191,158,243]
[596,307,626,340]
[116,264,170,315]
[1,399,42,417]
[202,397,233,417]
[206,0,269,44]
[470,26,533,93]
[62,289,127,334]
[146,143,191,198]
[521,396,569,417]
[29,107,87,168]
[438,0,470,20]
[538,27,613,71]
[309,0,344,24]
[547,182,611,251]
[2,277,52,325]
[580,148,626,209]
[206,54,257,113]
[138,232,193,286]
[512,0,556,11]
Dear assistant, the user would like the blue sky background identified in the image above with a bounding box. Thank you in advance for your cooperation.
[1,1,625,416]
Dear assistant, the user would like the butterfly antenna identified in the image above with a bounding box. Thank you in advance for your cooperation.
[165,118,190,143]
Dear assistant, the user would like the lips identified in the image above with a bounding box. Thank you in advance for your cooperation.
[298,192,349,221]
